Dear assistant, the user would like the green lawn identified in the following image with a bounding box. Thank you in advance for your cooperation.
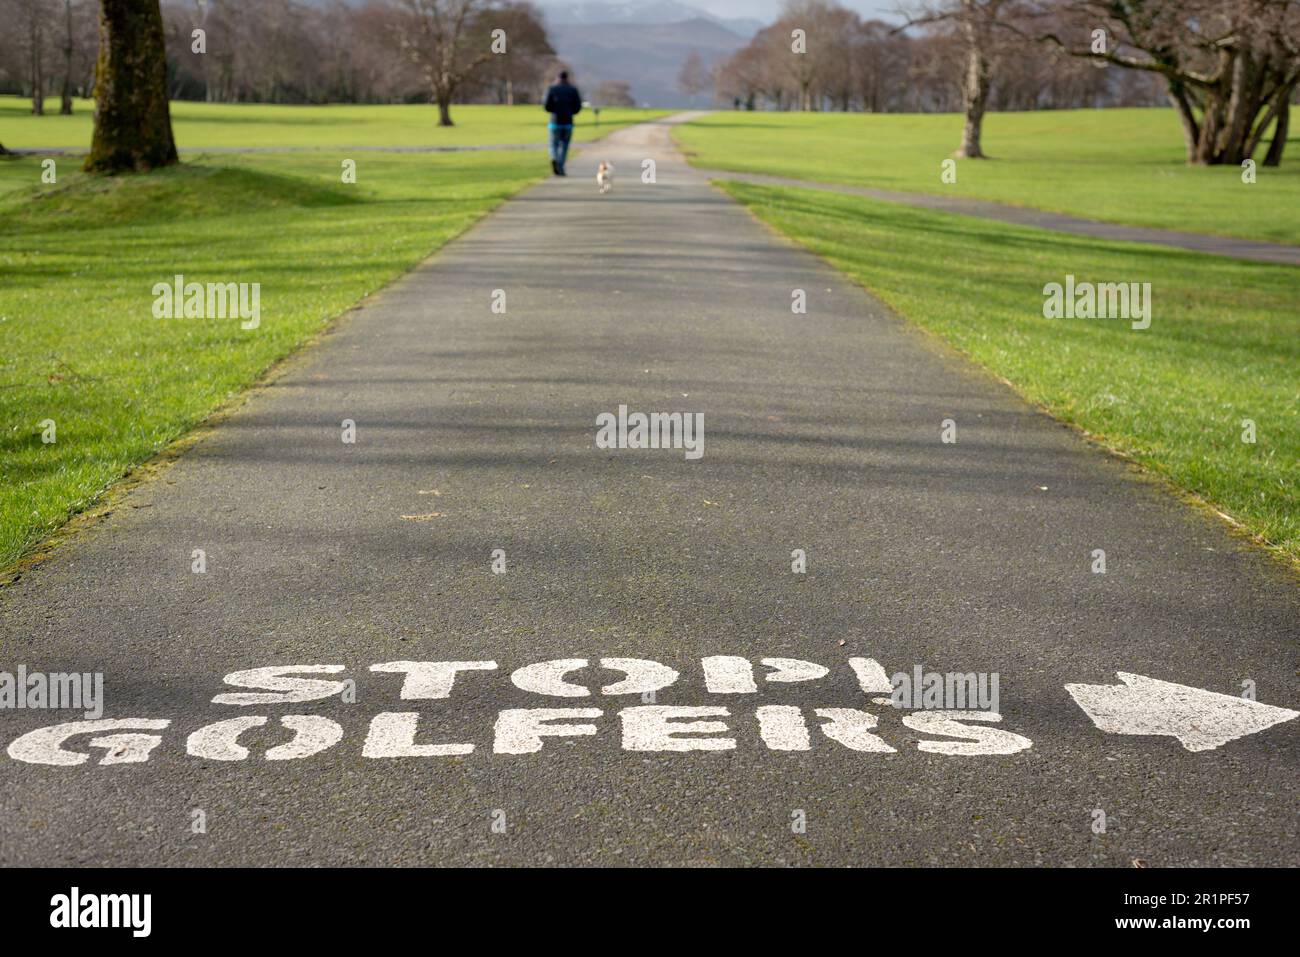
[718,181,1300,563]
[677,109,1300,245]
[0,149,544,572]
[0,96,668,150]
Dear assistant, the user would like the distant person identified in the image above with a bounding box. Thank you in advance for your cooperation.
[544,71,582,176]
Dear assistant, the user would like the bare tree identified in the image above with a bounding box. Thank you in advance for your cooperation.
[155,0,557,107]
[2,0,90,102]
[952,0,1001,154]
[462,1,553,105]
[396,0,499,126]
[678,50,709,104]
[820,3,860,110]
[347,0,426,102]
[714,40,764,109]
[59,0,77,113]
[726,0,840,110]
[854,19,914,112]
[1034,0,1300,165]
[84,0,179,173]
[902,1,1016,158]
[781,0,829,110]
[718,3,917,112]
[594,80,635,107]
[13,0,49,115]
[746,22,796,109]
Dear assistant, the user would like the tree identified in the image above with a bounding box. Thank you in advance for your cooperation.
[84,0,179,173]
[952,0,999,155]
[13,0,49,115]
[854,19,915,112]
[714,40,764,109]
[397,0,500,126]
[678,50,709,104]
[745,22,797,109]
[461,1,554,105]
[1035,0,1300,166]
[1263,94,1290,166]
[819,3,860,110]
[780,0,831,110]
[719,0,859,112]
[59,0,76,114]
[903,0,1014,158]
[594,80,635,107]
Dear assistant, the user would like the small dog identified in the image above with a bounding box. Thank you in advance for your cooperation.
[596,161,613,193]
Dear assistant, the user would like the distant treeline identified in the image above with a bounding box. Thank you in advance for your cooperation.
[713,2,1163,113]
[0,0,562,109]
[160,0,558,105]
[0,0,99,114]
[1,0,1160,113]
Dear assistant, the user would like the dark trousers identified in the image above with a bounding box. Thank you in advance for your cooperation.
[549,125,573,173]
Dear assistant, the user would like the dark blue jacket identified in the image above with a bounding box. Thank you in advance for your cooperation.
[544,82,583,125]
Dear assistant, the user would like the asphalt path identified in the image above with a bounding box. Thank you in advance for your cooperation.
[690,168,1300,265]
[1,114,1296,866]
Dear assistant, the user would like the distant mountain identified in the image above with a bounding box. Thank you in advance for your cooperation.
[543,10,753,107]
[539,1,763,37]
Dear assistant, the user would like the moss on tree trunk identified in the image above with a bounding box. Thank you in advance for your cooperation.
[84,0,178,174]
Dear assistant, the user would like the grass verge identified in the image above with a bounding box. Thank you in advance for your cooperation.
[677,109,1300,245]
[717,180,1300,564]
[0,97,670,150]
[0,150,544,572]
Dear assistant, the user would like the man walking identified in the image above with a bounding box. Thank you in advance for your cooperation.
[543,71,582,176]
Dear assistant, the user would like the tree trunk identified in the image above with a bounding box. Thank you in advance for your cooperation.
[956,34,990,158]
[60,0,75,115]
[1217,50,1259,164]
[1188,83,1276,166]
[84,0,179,174]
[437,94,454,127]
[30,17,46,116]
[1163,80,1201,161]
[1263,94,1290,167]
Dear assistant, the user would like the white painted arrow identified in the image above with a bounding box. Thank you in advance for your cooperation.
[1065,672,1299,752]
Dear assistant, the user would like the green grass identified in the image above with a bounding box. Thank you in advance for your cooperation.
[0,149,545,571]
[676,109,1300,245]
[718,181,1300,562]
[0,96,668,150]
